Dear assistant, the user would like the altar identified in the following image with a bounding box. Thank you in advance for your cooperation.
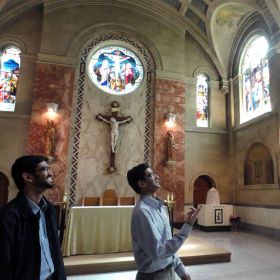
[197,204,233,231]
[62,206,133,256]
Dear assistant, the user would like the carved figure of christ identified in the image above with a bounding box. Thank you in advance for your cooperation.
[96,110,133,173]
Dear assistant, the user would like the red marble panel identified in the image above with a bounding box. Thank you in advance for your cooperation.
[26,63,75,204]
[154,78,185,221]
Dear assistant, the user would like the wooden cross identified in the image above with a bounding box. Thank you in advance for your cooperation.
[96,101,133,173]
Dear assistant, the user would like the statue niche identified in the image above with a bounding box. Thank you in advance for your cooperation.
[244,143,274,185]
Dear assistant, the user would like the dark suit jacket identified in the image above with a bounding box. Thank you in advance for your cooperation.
[0,191,66,280]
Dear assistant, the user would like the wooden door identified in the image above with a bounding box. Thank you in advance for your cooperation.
[193,175,213,208]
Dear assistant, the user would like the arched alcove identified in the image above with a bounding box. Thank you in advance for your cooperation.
[193,175,215,208]
[244,142,274,185]
[67,32,155,206]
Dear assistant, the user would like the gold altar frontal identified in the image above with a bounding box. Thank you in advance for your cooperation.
[62,206,133,256]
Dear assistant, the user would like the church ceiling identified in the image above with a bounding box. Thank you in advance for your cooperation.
[0,0,279,78]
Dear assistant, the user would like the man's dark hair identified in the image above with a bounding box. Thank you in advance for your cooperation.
[127,163,149,194]
[11,155,49,190]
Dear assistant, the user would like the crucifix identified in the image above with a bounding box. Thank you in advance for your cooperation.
[96,101,133,173]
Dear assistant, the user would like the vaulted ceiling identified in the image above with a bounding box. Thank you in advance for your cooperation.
[0,0,279,78]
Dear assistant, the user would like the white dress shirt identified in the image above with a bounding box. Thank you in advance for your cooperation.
[131,195,192,278]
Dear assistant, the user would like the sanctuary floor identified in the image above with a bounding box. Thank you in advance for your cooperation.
[67,228,280,280]
[64,232,230,275]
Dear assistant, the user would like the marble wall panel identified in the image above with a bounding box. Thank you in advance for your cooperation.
[73,75,146,205]
[154,78,185,221]
[26,62,74,203]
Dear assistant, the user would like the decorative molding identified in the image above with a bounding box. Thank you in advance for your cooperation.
[20,53,37,60]
[185,31,225,79]
[0,0,43,33]
[0,112,30,119]
[256,0,279,34]
[219,79,229,95]
[228,12,270,77]
[233,112,276,132]
[37,53,77,66]
[155,70,186,81]
[235,203,280,209]
[0,36,27,53]
[237,184,279,190]
[66,22,163,70]
[185,127,228,134]
[44,0,186,35]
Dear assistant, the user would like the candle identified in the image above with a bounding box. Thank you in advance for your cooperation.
[167,192,170,201]
[171,192,174,201]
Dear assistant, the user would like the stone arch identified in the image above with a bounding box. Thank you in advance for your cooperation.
[228,13,271,78]
[67,32,156,206]
[0,36,27,53]
[66,22,163,70]
[190,172,218,207]
[193,66,216,81]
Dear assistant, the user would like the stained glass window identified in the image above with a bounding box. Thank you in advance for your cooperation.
[88,46,144,95]
[196,73,209,127]
[240,36,270,123]
[0,46,21,112]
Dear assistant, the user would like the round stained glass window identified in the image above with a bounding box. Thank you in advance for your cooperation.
[88,46,144,95]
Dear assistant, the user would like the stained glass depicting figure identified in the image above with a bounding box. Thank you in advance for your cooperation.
[240,36,271,123]
[196,74,209,127]
[88,46,144,95]
[0,47,21,112]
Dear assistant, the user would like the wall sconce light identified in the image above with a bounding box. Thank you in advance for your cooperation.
[165,112,176,129]
[46,102,59,121]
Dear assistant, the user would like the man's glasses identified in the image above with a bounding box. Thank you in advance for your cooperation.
[33,166,51,173]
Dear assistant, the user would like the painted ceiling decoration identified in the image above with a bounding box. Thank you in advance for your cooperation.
[215,6,249,28]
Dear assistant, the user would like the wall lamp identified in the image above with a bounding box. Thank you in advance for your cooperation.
[46,102,59,121]
[165,112,176,130]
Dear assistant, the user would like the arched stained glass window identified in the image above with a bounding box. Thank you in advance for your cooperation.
[88,46,144,95]
[0,46,21,112]
[196,73,209,127]
[240,36,271,123]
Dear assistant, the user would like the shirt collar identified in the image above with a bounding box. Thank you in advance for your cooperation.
[140,194,163,210]
[25,194,48,215]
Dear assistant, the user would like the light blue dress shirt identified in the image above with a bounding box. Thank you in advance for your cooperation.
[26,196,55,280]
[131,195,192,278]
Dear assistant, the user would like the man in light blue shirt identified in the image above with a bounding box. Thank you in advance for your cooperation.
[127,163,201,280]
[26,196,55,280]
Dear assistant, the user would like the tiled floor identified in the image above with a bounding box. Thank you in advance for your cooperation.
[67,229,280,280]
